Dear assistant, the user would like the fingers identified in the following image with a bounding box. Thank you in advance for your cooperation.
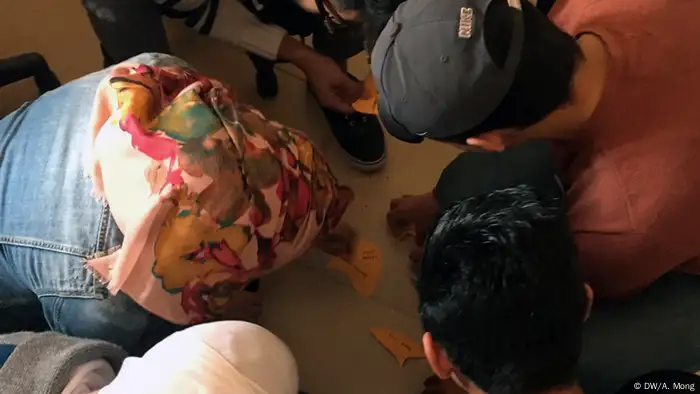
[409,246,424,264]
[389,193,440,245]
[410,245,424,279]
[314,226,357,261]
[389,199,401,211]
[389,195,413,210]
[415,205,439,245]
[342,78,364,103]
[310,69,362,114]
[387,195,419,239]
[337,185,355,204]
[223,291,263,323]
[242,301,263,324]
[318,89,355,114]
[415,222,429,246]
[387,210,413,239]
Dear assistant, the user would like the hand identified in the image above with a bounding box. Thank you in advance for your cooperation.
[409,244,425,279]
[277,36,362,114]
[314,222,358,262]
[387,192,441,246]
[422,376,465,394]
[222,290,263,323]
[302,54,363,114]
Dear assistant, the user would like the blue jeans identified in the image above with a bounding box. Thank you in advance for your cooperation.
[0,53,188,356]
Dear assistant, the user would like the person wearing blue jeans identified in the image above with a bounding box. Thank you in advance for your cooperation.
[0,53,187,356]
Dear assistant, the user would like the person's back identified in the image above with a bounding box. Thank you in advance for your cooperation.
[549,0,700,296]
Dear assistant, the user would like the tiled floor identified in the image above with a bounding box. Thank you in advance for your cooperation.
[0,1,460,392]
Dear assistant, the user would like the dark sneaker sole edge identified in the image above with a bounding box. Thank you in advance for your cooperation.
[342,150,387,173]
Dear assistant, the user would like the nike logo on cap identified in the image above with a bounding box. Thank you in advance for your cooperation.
[458,7,473,38]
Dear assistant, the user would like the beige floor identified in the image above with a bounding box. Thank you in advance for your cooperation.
[0,1,461,392]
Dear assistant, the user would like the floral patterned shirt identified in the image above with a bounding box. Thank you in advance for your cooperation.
[86,63,351,324]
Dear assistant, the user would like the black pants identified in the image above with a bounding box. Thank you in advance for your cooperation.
[83,0,171,67]
[0,53,60,94]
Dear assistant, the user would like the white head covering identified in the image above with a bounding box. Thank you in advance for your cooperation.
[99,321,298,394]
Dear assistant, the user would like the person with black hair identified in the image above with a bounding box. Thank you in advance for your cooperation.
[372,0,700,296]
[414,145,700,394]
[419,185,590,394]
[359,0,700,392]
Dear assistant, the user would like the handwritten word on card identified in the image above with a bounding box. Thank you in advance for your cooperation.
[327,239,382,297]
[370,327,425,366]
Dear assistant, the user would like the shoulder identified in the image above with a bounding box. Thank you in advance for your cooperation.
[565,152,635,235]
[547,0,608,34]
[565,139,700,236]
[550,0,696,64]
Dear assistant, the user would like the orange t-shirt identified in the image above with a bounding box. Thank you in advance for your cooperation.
[550,0,700,297]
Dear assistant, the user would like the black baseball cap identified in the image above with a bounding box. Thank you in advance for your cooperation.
[371,0,525,143]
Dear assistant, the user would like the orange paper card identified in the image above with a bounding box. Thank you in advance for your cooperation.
[327,239,382,297]
[370,327,425,366]
[352,74,379,115]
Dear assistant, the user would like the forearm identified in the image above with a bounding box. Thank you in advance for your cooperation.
[206,0,325,67]
[276,35,323,70]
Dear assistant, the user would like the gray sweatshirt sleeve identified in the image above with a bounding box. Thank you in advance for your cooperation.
[0,332,128,394]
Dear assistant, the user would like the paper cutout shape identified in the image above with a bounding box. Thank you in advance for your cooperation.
[370,327,425,366]
[327,239,382,297]
[352,74,379,115]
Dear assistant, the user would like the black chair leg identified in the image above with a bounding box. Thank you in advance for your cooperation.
[247,52,278,99]
[0,53,61,94]
[100,44,117,68]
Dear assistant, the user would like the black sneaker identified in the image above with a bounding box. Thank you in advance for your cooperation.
[322,107,387,172]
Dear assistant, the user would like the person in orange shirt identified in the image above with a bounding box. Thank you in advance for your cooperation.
[361,0,700,392]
